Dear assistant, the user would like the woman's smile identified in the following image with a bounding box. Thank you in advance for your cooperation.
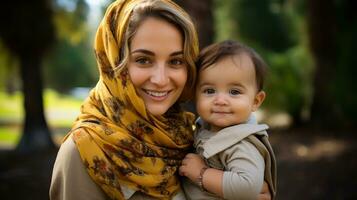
[142,89,171,100]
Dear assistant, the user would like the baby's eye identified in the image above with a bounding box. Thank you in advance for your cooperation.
[203,88,216,95]
[229,89,241,96]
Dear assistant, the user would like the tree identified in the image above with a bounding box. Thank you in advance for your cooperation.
[307,0,357,128]
[174,0,214,49]
[45,0,95,93]
[173,0,214,113]
[306,0,337,127]
[0,0,56,152]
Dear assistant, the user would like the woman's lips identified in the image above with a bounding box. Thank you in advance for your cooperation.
[143,89,171,101]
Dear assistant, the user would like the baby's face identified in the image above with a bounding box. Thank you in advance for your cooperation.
[196,54,265,132]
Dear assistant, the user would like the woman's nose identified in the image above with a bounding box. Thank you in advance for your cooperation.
[150,63,169,86]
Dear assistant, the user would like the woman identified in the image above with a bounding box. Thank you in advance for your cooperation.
[50,0,272,199]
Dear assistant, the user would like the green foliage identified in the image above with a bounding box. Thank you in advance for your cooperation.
[215,0,296,52]
[54,0,90,45]
[44,38,97,93]
[0,0,96,94]
[237,0,295,52]
[214,0,238,40]
[264,45,313,119]
[44,0,97,92]
[214,0,312,123]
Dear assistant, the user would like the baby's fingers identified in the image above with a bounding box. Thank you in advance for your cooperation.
[178,165,187,176]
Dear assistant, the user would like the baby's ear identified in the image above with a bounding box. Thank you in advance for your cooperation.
[252,91,266,111]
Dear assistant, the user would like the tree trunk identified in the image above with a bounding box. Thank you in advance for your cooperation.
[17,54,55,152]
[306,0,339,127]
[174,0,214,49]
[174,0,214,114]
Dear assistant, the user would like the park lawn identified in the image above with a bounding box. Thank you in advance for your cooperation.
[0,89,83,146]
[0,91,23,121]
[0,126,20,144]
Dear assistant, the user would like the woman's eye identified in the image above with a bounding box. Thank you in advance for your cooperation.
[136,57,151,65]
[230,89,241,96]
[169,58,185,67]
[203,88,216,95]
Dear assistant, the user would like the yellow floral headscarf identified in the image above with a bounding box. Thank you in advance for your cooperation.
[63,0,198,199]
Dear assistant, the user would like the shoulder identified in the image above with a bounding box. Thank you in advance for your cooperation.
[61,136,78,154]
[54,136,82,169]
[220,138,264,168]
[50,136,108,200]
[51,137,80,171]
[50,138,83,196]
[231,137,264,156]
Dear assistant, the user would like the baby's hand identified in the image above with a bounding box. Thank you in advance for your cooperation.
[179,153,207,182]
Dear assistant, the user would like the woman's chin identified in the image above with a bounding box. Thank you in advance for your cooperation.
[146,103,172,116]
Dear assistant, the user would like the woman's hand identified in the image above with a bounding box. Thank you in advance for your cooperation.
[257,181,271,200]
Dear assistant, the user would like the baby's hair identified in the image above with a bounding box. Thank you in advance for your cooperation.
[196,40,268,91]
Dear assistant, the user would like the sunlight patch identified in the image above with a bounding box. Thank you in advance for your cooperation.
[293,139,347,161]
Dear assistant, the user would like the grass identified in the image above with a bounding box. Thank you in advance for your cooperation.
[0,89,83,147]
[0,91,23,121]
[0,126,20,143]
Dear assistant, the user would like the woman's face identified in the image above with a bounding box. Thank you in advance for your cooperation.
[128,17,187,116]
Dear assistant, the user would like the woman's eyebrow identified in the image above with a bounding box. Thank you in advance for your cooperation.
[131,49,154,56]
[170,51,183,56]
[131,49,183,57]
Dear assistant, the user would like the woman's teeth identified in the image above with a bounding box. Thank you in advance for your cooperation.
[146,90,168,97]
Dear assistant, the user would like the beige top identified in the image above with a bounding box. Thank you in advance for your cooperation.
[49,138,186,200]
[182,123,277,200]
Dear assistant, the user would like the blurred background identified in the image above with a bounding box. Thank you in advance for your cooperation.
[0,0,356,199]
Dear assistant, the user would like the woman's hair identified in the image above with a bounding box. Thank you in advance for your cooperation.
[115,0,199,102]
[196,40,268,91]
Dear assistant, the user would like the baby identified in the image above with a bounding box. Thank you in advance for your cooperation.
[179,40,277,200]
